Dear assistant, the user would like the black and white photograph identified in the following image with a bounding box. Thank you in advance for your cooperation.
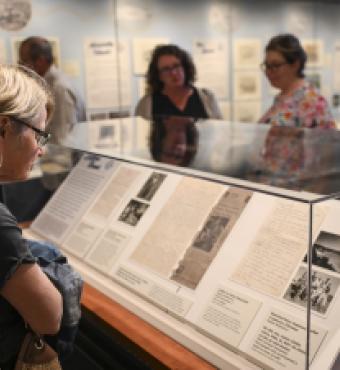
[303,231,340,273]
[193,215,229,253]
[283,265,340,314]
[137,172,166,201]
[118,199,149,227]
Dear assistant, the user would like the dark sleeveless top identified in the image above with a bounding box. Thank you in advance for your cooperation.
[152,87,208,118]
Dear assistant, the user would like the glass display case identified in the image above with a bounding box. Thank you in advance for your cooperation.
[19,118,340,369]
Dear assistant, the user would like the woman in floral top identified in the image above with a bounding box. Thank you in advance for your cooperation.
[259,33,335,128]
[257,34,335,186]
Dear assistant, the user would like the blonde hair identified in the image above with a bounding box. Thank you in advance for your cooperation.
[0,64,54,128]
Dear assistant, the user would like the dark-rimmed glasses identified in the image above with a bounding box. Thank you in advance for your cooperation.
[11,117,51,147]
[260,61,289,72]
[159,63,183,75]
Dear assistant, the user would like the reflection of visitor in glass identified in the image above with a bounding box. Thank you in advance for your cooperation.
[150,116,198,167]
[135,44,222,120]
[259,33,335,128]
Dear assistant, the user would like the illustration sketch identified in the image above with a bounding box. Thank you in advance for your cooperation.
[234,39,261,69]
[118,199,149,226]
[234,71,261,100]
[171,187,253,289]
[283,265,340,314]
[137,172,166,201]
[303,231,340,273]
[302,39,324,67]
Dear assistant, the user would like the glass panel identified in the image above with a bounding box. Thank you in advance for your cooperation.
[66,117,340,197]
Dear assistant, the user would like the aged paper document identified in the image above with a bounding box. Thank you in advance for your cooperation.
[231,200,326,297]
[31,155,115,243]
[130,177,224,277]
[84,38,131,108]
[86,229,130,271]
[171,187,252,289]
[62,165,141,257]
[193,39,229,99]
[86,165,141,223]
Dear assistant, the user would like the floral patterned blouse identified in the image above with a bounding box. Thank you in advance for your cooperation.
[257,81,335,184]
[259,81,335,128]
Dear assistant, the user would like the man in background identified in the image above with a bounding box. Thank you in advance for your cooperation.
[19,36,86,144]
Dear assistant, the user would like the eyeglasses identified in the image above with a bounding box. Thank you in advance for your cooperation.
[159,63,183,75]
[11,117,51,147]
[260,61,289,72]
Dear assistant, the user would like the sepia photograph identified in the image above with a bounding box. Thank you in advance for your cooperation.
[118,199,149,226]
[283,265,340,314]
[193,215,229,252]
[303,231,340,273]
[137,172,166,201]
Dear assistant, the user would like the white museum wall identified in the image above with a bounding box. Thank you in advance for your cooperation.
[0,0,339,120]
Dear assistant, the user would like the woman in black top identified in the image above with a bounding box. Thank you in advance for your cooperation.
[135,44,222,120]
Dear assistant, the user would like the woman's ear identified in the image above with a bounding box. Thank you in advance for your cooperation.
[0,116,11,138]
[292,60,301,76]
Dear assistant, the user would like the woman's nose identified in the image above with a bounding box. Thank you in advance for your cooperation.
[37,146,45,157]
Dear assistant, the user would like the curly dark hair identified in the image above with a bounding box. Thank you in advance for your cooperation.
[265,33,307,78]
[146,44,196,93]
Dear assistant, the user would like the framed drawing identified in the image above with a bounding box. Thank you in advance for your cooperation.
[302,39,324,67]
[233,38,261,69]
[233,71,261,100]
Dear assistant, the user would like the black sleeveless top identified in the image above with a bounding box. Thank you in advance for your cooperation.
[152,87,208,118]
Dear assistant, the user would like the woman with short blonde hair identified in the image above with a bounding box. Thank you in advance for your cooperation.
[0,64,62,370]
